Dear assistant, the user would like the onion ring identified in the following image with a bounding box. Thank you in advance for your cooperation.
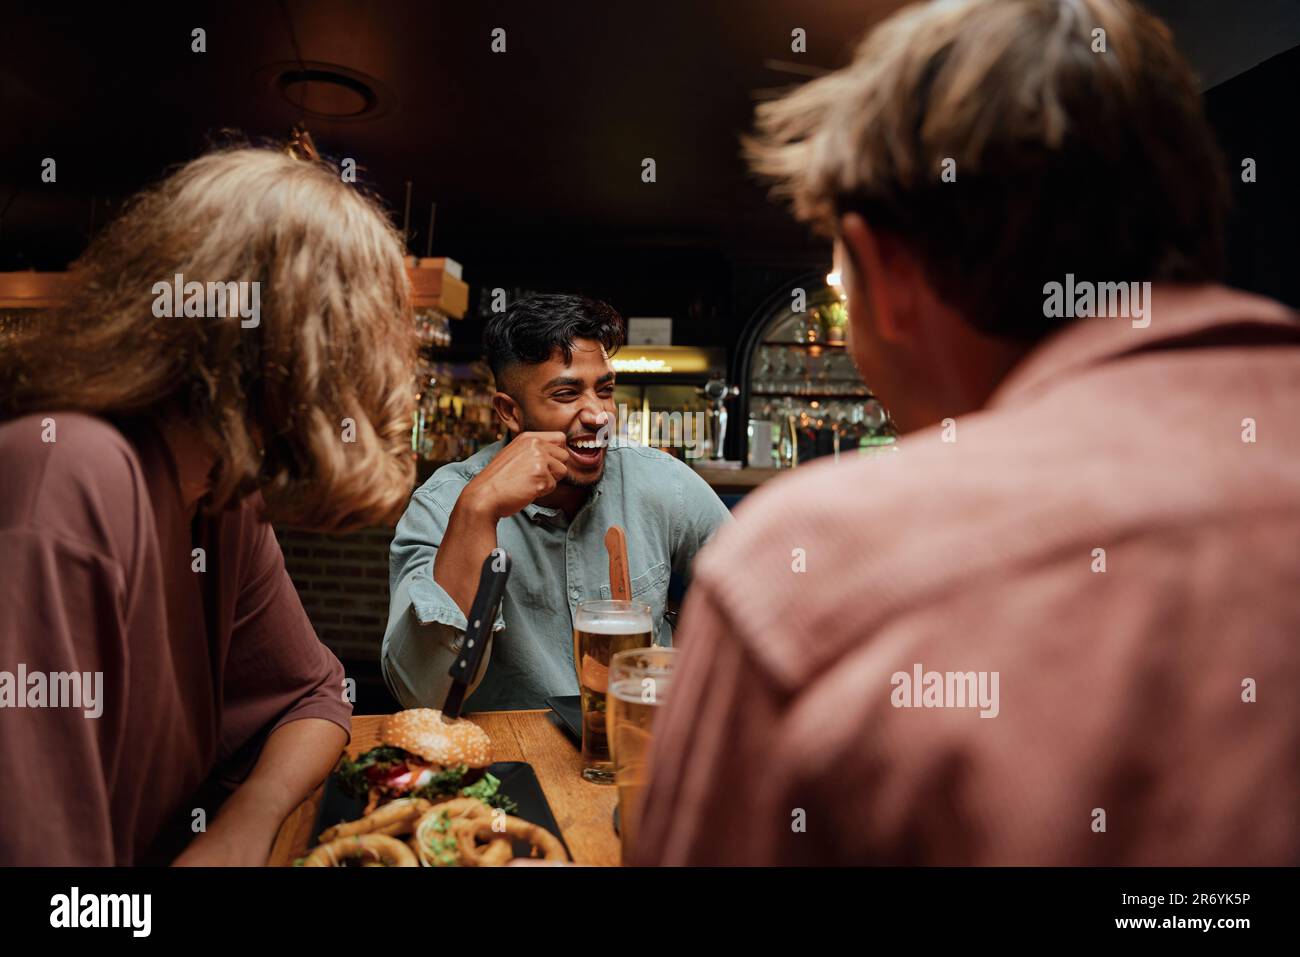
[319,797,433,843]
[454,816,567,864]
[414,809,464,867]
[427,798,493,822]
[476,838,514,866]
[412,800,502,866]
[302,834,419,867]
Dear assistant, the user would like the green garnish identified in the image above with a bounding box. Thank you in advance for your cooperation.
[333,750,517,814]
[405,765,518,814]
[424,811,461,866]
[460,771,517,815]
[333,746,411,800]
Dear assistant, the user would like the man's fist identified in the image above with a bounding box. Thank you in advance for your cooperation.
[462,432,570,520]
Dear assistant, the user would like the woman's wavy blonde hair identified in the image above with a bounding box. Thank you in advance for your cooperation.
[1,147,416,530]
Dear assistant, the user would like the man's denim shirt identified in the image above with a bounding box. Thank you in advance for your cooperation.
[382,439,731,712]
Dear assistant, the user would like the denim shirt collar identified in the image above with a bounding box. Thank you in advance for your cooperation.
[521,484,603,527]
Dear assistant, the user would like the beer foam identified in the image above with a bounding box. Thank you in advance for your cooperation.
[576,616,652,634]
[609,677,673,703]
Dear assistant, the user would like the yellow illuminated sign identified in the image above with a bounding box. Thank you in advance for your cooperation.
[610,346,722,375]
[613,357,673,373]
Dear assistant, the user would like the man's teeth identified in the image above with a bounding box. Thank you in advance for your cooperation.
[569,439,606,450]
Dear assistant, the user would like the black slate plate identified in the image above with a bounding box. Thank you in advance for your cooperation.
[545,694,582,743]
[309,761,570,861]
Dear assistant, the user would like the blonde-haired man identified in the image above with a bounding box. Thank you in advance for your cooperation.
[633,0,1300,865]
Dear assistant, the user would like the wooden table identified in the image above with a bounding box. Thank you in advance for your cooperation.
[268,710,621,866]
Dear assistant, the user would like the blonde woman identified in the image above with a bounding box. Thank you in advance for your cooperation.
[0,147,415,865]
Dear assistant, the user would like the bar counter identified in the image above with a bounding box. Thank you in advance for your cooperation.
[690,464,781,494]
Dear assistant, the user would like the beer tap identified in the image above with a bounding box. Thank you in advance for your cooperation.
[701,374,739,462]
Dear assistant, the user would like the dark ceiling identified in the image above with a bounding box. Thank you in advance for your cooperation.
[0,0,905,272]
[2,0,1297,278]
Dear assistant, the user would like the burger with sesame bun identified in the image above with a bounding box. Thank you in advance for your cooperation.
[334,709,516,815]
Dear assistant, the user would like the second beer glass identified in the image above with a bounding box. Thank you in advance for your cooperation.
[572,599,653,783]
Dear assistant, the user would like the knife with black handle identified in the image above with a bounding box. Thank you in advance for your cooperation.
[442,548,511,719]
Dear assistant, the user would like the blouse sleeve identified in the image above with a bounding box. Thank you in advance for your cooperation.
[217,506,352,781]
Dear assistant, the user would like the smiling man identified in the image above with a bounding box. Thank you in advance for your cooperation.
[382,294,729,711]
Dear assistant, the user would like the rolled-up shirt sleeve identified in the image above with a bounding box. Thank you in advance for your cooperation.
[382,483,503,708]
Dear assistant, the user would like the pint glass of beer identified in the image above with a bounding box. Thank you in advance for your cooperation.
[608,646,676,861]
[572,599,653,783]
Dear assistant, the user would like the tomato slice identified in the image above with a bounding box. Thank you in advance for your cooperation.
[365,762,409,787]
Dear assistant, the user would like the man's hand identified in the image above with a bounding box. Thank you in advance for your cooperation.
[433,433,568,618]
[461,432,569,520]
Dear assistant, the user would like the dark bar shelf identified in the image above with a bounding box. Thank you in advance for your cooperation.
[760,341,848,349]
[750,389,872,399]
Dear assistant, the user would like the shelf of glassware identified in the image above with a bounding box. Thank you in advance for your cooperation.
[749,338,896,467]
[755,399,897,468]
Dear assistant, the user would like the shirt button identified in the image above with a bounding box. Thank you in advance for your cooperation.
[570,589,580,600]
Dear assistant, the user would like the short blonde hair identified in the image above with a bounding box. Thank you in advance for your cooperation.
[745,0,1228,339]
[2,147,416,531]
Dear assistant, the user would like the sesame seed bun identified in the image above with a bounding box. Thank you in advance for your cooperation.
[380,708,493,769]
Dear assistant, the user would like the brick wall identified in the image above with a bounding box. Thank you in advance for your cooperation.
[275,526,395,664]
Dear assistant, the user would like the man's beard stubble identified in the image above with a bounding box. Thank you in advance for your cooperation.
[561,470,600,489]
[515,416,605,490]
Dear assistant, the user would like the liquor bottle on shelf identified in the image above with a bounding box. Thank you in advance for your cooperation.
[411,354,503,465]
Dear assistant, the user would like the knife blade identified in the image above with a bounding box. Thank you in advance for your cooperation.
[442,548,511,719]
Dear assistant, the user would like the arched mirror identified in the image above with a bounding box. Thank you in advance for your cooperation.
[737,274,897,468]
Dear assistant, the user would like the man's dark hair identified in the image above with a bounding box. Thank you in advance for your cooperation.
[483,294,625,392]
